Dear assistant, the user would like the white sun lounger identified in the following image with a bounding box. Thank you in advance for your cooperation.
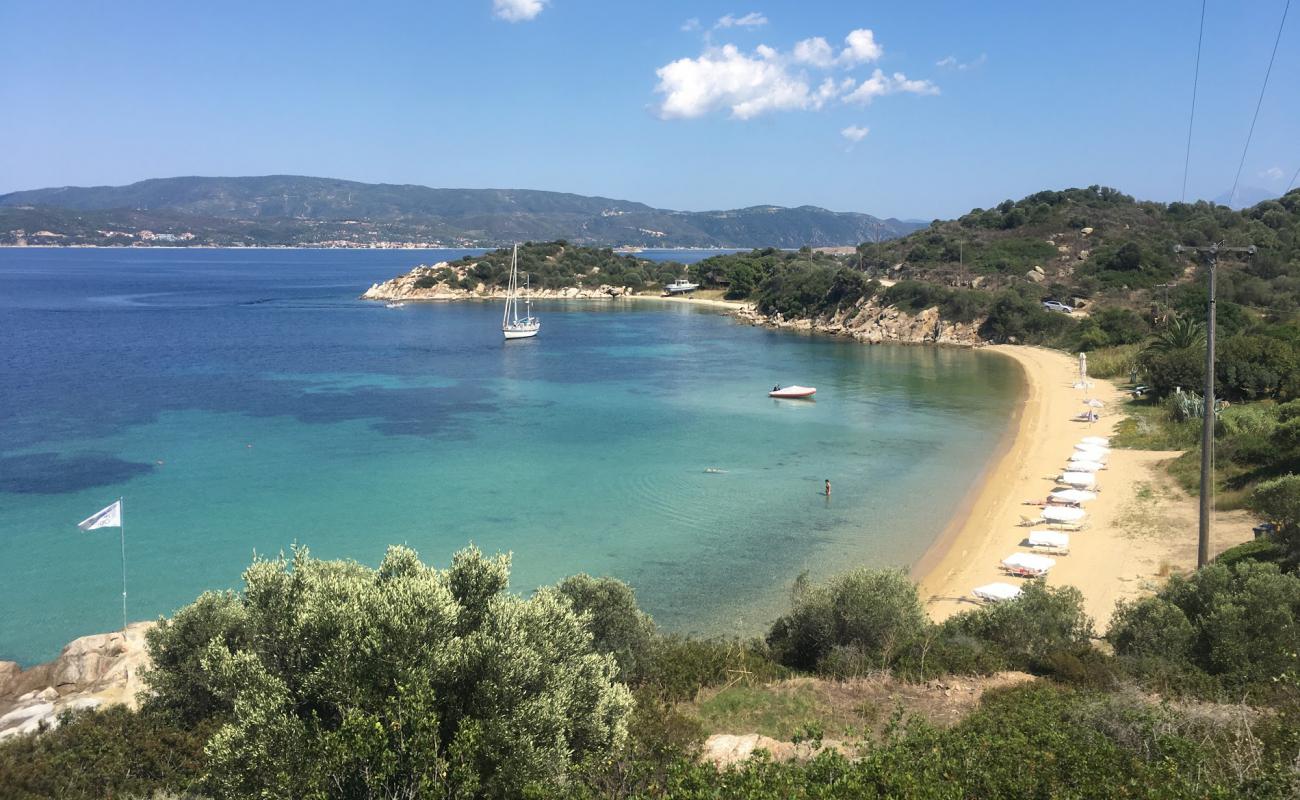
[1066,459,1104,473]
[1049,488,1097,504]
[1081,436,1110,447]
[1028,530,1070,554]
[1058,471,1097,489]
[973,582,1022,603]
[1001,552,1056,577]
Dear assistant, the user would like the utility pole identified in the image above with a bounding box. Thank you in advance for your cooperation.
[1174,243,1255,567]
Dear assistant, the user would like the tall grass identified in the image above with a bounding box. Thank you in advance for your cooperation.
[1085,343,1141,381]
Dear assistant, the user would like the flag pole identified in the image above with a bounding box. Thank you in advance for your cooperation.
[119,496,127,633]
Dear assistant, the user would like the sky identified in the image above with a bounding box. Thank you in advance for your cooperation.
[1,0,1296,219]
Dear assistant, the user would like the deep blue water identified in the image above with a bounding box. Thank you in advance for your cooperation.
[0,248,1020,665]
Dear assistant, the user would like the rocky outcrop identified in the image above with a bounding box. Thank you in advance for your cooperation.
[360,262,635,302]
[0,621,153,740]
[737,298,986,346]
[701,733,851,768]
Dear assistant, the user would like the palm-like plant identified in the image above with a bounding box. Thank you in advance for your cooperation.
[1142,316,1206,356]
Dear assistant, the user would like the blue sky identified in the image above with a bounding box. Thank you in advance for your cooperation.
[1,1,1296,219]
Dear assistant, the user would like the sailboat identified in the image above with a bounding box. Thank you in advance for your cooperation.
[502,243,540,340]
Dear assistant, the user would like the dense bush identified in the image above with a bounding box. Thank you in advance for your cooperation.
[766,569,927,673]
[0,705,211,800]
[144,545,633,799]
[557,574,657,683]
[558,683,1300,799]
[942,580,1095,669]
[1108,560,1300,693]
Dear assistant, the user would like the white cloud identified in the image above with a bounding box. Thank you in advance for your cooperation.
[844,69,939,104]
[681,18,701,32]
[938,53,987,70]
[715,12,768,29]
[655,44,831,120]
[792,36,834,67]
[492,0,546,22]
[841,124,870,142]
[839,29,883,65]
[1261,166,1285,181]
[653,28,937,120]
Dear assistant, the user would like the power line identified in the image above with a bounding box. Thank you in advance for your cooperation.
[1181,0,1207,203]
[1228,0,1291,207]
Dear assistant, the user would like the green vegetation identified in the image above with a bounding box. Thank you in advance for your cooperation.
[432,241,680,291]
[4,543,1300,798]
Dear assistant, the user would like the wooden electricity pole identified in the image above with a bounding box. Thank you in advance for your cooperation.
[1174,243,1255,567]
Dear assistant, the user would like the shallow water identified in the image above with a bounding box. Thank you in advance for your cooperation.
[0,248,1021,665]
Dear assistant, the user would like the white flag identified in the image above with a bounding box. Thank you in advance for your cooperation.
[78,500,122,531]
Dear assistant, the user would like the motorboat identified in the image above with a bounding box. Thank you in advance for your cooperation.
[385,302,406,308]
[664,278,699,295]
[769,385,817,399]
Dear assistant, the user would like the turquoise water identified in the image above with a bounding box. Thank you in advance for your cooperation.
[0,249,1022,665]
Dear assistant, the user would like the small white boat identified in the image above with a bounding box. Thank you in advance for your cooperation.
[769,385,817,399]
[385,302,406,309]
[502,244,540,340]
[664,278,699,295]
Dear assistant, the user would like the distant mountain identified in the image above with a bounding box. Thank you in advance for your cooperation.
[1211,186,1284,211]
[0,175,923,248]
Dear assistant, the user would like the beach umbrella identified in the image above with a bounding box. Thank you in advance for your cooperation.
[1058,471,1097,489]
[1043,505,1086,523]
[1081,436,1110,446]
[1050,488,1097,503]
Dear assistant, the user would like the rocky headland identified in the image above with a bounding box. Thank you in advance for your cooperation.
[361,261,636,302]
[0,622,153,740]
[364,263,987,346]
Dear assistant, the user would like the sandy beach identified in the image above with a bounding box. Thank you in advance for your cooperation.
[918,345,1255,630]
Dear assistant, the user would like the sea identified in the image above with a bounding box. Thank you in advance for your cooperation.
[0,248,1022,665]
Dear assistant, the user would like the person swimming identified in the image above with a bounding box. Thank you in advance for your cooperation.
[824,479,831,496]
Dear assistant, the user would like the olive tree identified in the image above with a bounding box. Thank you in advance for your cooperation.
[143,545,633,799]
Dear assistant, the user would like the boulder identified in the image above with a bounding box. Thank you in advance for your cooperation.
[0,662,18,695]
[1033,265,1045,274]
[1025,271,1045,283]
[1081,227,1094,235]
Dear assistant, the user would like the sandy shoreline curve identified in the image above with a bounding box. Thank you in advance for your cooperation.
[917,345,1253,629]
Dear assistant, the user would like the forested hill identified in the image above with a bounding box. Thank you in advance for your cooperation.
[0,175,922,248]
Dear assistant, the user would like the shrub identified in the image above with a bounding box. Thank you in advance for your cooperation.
[1249,475,1300,555]
[1108,560,1300,691]
[0,705,211,800]
[145,545,633,799]
[766,569,927,672]
[556,574,657,683]
[943,581,1094,668]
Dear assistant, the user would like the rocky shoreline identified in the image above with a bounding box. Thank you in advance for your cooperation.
[363,262,988,347]
[0,622,153,740]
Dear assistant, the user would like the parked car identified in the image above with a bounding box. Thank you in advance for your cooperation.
[1042,299,1074,313]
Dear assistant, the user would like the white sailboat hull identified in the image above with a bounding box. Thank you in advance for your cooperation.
[503,324,540,339]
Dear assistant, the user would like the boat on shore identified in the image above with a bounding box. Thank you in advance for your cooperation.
[663,278,699,295]
[502,243,540,340]
[385,301,406,308]
[769,384,816,399]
